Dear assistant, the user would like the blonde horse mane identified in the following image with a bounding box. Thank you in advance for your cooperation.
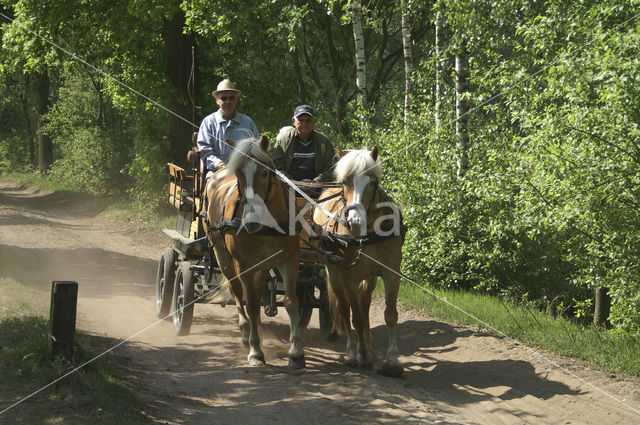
[334,149,382,182]
[227,138,272,173]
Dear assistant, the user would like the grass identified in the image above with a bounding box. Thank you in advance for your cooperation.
[391,280,640,377]
[0,278,147,424]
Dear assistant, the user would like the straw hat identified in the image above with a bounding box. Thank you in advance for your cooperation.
[212,79,241,98]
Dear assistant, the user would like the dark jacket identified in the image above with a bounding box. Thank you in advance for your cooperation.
[272,126,336,182]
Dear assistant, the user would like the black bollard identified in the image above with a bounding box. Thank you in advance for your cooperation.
[50,281,78,358]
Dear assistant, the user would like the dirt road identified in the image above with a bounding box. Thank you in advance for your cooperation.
[1,179,639,424]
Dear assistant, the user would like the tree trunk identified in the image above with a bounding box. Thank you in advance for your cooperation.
[36,70,53,173]
[352,0,367,107]
[320,6,350,137]
[21,75,36,167]
[435,4,448,134]
[291,48,307,105]
[455,42,470,179]
[400,0,413,129]
[593,287,611,328]
[163,10,196,168]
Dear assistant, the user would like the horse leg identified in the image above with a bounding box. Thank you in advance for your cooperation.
[377,271,402,377]
[280,261,305,369]
[345,280,373,370]
[223,260,250,346]
[360,277,377,357]
[244,269,266,367]
[327,272,357,366]
[215,246,250,345]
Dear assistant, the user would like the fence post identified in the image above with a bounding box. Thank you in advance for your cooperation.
[50,281,78,358]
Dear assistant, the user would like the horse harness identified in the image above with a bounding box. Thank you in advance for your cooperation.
[206,166,289,238]
[311,181,407,269]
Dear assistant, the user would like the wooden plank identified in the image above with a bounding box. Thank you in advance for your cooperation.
[163,228,195,245]
[167,163,185,179]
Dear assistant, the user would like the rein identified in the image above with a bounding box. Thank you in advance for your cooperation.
[211,160,288,236]
[318,181,406,248]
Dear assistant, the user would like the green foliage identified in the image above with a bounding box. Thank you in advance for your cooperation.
[2,0,640,338]
[42,68,133,193]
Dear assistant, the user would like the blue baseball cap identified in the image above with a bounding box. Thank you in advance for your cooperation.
[293,105,314,118]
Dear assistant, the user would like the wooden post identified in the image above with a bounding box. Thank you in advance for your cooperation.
[593,286,611,328]
[50,281,78,358]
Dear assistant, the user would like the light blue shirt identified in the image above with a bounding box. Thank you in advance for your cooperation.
[196,110,260,170]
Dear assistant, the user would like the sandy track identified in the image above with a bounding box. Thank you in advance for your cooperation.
[1,179,639,424]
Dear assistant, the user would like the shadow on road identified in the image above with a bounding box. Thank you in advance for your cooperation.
[0,244,156,298]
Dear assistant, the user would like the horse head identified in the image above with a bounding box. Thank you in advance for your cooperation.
[334,146,382,237]
[227,135,274,234]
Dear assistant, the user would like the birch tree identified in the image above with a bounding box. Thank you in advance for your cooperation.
[352,0,367,107]
[455,41,470,179]
[434,1,448,134]
[400,0,412,128]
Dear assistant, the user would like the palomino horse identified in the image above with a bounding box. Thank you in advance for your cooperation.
[313,146,404,377]
[204,136,305,369]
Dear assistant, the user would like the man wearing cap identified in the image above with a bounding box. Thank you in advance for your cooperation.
[272,105,336,182]
[197,78,260,175]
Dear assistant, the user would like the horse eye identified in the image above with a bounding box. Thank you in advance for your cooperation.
[262,170,268,178]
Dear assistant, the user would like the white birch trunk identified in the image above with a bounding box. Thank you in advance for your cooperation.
[435,4,448,134]
[352,1,367,106]
[456,43,470,179]
[401,0,413,128]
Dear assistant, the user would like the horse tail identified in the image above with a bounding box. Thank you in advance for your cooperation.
[327,280,347,335]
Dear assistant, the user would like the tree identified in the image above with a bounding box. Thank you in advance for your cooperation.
[455,41,469,179]
[434,0,449,134]
[162,6,198,168]
[352,0,367,107]
[400,0,412,128]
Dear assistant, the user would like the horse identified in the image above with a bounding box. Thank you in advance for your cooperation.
[312,146,404,377]
[203,135,305,369]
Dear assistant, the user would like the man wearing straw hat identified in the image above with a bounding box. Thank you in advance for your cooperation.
[197,78,260,177]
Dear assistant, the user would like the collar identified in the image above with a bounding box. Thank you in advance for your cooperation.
[214,109,238,124]
[295,129,315,144]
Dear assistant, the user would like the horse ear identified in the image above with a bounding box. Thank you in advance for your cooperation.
[370,145,379,161]
[260,134,269,151]
[225,138,235,148]
[336,147,347,158]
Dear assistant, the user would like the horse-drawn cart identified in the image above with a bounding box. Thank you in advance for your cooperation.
[154,138,335,338]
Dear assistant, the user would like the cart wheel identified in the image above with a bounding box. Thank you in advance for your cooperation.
[155,248,177,318]
[173,262,195,336]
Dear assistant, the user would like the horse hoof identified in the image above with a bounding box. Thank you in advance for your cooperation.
[344,358,358,368]
[248,354,266,367]
[377,363,403,378]
[288,355,306,370]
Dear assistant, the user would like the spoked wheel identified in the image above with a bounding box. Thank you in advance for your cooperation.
[173,261,195,336]
[155,248,177,318]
